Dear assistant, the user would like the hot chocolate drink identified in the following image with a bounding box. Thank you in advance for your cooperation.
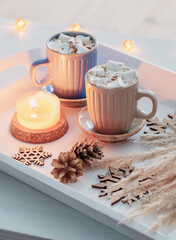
[87,60,137,88]
[48,33,95,54]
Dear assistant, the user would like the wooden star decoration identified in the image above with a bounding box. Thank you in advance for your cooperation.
[12,146,52,166]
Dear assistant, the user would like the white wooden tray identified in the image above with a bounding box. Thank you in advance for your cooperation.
[0,44,175,240]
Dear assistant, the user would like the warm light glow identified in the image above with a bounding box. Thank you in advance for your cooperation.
[16,91,60,130]
[123,40,134,51]
[30,97,37,109]
[15,18,28,31]
[72,23,81,32]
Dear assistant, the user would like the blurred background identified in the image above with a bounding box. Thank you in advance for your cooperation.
[0,0,175,40]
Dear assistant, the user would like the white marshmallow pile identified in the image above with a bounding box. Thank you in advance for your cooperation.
[48,33,95,54]
[87,60,137,88]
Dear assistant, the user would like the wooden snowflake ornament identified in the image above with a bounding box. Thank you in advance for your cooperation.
[92,164,155,206]
[144,117,167,134]
[92,164,135,201]
[12,146,52,166]
[144,112,176,134]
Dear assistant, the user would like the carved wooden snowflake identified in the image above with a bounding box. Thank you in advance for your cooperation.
[92,165,135,200]
[92,165,154,206]
[12,146,52,166]
[144,117,167,134]
[144,112,176,134]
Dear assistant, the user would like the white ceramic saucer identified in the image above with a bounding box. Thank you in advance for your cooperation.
[77,107,145,143]
[59,97,87,108]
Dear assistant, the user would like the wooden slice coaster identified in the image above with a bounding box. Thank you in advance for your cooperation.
[10,110,68,143]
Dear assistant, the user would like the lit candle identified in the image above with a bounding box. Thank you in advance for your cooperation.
[123,40,134,51]
[15,18,28,31]
[72,23,81,32]
[16,91,60,129]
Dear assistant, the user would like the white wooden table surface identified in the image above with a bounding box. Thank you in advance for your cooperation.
[0,17,175,240]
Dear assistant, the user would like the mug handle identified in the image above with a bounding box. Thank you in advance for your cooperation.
[135,89,158,119]
[30,58,52,87]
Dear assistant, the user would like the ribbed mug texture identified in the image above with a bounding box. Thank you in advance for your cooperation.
[47,46,97,99]
[86,79,139,134]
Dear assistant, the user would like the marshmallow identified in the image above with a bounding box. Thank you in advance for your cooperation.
[75,35,91,44]
[75,36,84,45]
[88,75,108,86]
[82,36,91,45]
[89,66,105,77]
[121,69,136,82]
[59,33,74,42]
[56,42,69,54]
[106,60,124,72]
[76,44,89,54]
[105,79,123,88]
[117,77,126,87]
[54,40,63,49]
[75,35,86,40]
[48,38,61,49]
[93,78,108,86]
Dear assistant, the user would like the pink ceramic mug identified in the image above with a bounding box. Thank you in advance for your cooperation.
[85,67,158,134]
[30,32,97,99]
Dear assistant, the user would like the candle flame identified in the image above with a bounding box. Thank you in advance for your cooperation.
[30,98,38,118]
[72,23,81,32]
[30,97,38,109]
[123,40,134,51]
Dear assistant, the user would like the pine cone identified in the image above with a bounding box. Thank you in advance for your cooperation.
[71,139,104,167]
[51,152,83,183]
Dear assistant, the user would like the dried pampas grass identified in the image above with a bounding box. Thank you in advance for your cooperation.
[117,148,176,231]
[139,132,176,146]
[91,143,176,170]
[93,142,176,231]
[90,113,176,231]
[126,184,176,232]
